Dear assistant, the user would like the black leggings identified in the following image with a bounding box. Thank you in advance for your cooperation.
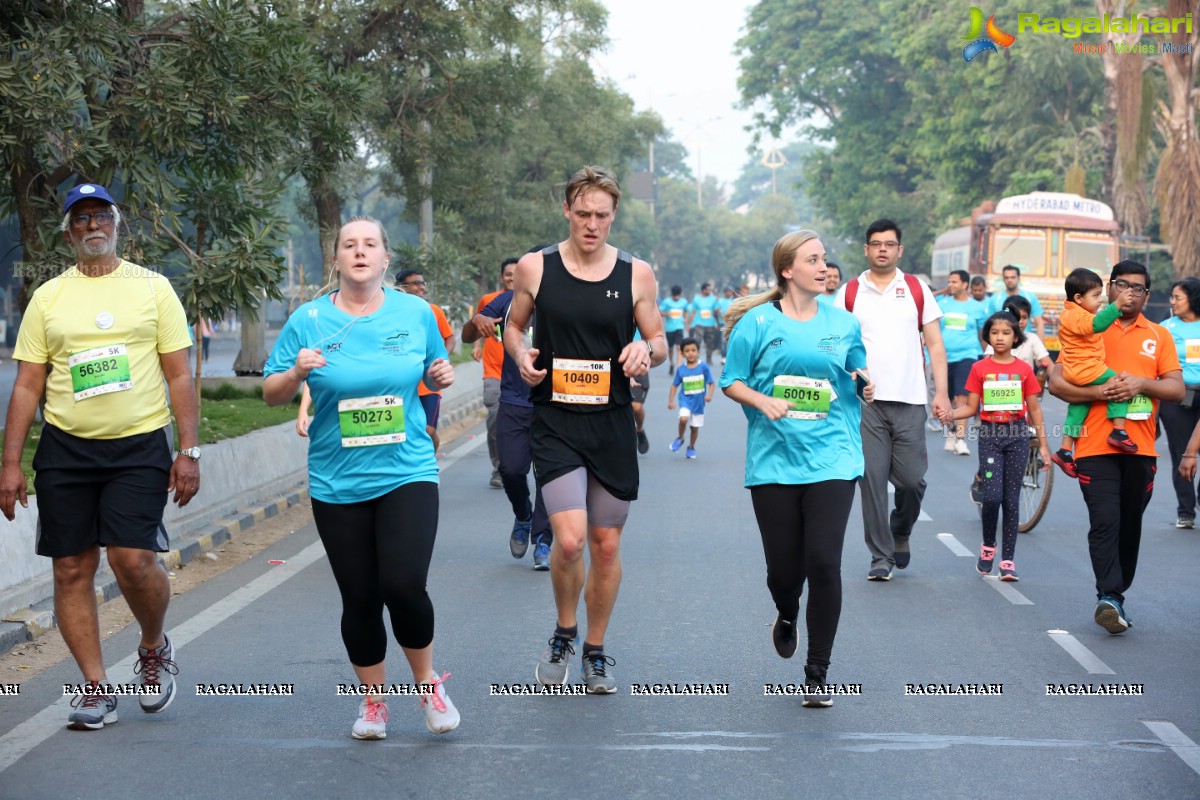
[977,424,1027,562]
[311,482,439,665]
[749,480,855,668]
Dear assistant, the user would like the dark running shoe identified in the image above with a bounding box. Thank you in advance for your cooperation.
[894,537,911,569]
[1094,595,1131,635]
[802,664,833,708]
[772,614,797,659]
[636,430,650,455]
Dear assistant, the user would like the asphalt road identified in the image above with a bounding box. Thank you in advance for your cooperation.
[0,368,1197,799]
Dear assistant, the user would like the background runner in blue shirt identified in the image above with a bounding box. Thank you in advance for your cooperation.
[688,283,721,364]
[938,269,989,455]
[721,229,873,708]
[1161,277,1200,527]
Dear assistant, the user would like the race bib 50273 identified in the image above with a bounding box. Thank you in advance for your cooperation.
[337,395,405,447]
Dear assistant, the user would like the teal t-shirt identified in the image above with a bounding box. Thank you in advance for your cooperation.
[720,302,867,487]
[717,296,734,316]
[816,292,836,307]
[660,297,689,332]
[938,295,987,362]
[1164,315,1200,385]
[265,289,448,503]
[989,288,1044,317]
[691,293,720,328]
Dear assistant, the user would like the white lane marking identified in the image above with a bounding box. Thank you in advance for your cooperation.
[937,532,974,557]
[1142,720,1200,777]
[0,541,327,775]
[437,428,488,470]
[887,485,932,521]
[981,576,1034,605]
[1046,630,1116,675]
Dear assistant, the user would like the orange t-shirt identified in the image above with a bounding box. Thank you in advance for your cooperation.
[418,302,453,397]
[476,290,504,381]
[1074,314,1181,459]
[1057,301,1111,385]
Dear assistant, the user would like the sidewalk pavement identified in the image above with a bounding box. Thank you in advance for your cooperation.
[0,359,487,654]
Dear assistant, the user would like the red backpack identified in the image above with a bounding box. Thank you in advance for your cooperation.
[843,273,926,333]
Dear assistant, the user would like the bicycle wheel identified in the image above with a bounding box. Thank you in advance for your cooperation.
[1018,440,1053,533]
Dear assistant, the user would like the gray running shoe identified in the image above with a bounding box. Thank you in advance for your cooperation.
[536,633,575,685]
[135,635,178,713]
[68,684,118,730]
[490,470,503,489]
[582,652,617,694]
[510,517,531,559]
[867,564,893,581]
[894,537,911,569]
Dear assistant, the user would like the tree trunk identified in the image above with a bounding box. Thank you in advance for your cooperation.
[1097,0,1150,236]
[1154,0,1200,277]
[233,308,268,375]
[309,176,342,288]
[9,142,47,313]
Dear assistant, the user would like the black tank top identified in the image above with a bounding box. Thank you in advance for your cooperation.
[531,244,635,410]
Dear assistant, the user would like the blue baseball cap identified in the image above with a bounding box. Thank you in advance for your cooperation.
[63,183,117,215]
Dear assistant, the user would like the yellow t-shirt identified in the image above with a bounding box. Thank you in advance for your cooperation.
[14,261,193,439]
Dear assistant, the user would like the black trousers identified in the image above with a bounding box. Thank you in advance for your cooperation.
[311,482,439,665]
[750,480,856,668]
[1158,398,1200,517]
[1075,455,1155,604]
[497,402,551,540]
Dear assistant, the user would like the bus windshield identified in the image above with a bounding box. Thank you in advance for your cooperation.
[993,228,1048,276]
[1064,233,1115,273]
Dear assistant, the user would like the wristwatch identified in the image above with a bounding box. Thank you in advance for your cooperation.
[178,447,201,461]
[645,340,654,360]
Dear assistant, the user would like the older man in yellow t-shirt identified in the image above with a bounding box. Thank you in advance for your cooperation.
[0,183,199,730]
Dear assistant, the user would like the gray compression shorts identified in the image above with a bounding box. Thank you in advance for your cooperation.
[540,467,631,528]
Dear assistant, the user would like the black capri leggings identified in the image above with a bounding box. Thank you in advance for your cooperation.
[311,481,439,665]
[750,480,856,668]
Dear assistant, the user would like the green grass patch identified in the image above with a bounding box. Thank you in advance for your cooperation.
[6,393,300,493]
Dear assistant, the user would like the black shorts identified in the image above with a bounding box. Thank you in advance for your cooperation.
[33,424,172,558]
[948,358,975,397]
[532,404,639,501]
[666,330,684,349]
[420,393,441,429]
[630,371,650,404]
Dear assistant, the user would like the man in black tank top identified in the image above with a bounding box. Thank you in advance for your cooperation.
[504,166,666,694]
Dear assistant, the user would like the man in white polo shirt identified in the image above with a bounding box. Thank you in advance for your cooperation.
[837,219,950,580]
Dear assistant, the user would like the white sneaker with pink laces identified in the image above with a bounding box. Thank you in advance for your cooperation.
[352,698,388,740]
[420,672,460,734]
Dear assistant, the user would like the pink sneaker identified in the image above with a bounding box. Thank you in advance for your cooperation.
[999,560,1019,581]
[977,546,996,575]
[420,672,460,735]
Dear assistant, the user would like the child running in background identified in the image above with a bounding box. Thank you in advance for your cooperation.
[668,337,715,459]
[941,311,1049,581]
[1052,269,1136,477]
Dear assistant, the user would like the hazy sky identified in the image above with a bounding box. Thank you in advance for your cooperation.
[591,0,774,188]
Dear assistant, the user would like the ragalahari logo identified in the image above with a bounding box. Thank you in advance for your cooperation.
[963,7,1016,62]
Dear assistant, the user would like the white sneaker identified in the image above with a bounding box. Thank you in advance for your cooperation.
[943,435,956,452]
[954,438,970,456]
[351,698,387,739]
[420,672,460,735]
